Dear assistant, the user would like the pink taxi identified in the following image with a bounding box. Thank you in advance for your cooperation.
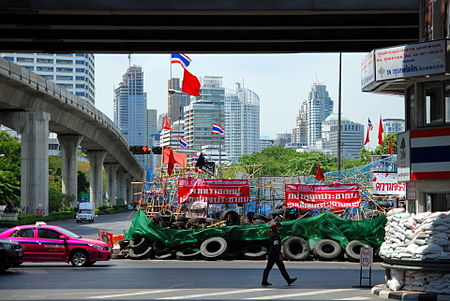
[0,222,111,267]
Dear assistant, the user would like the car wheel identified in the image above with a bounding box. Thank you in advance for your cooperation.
[70,250,89,267]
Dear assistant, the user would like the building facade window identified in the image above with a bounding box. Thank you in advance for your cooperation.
[36,58,53,64]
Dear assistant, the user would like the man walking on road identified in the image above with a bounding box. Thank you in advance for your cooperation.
[262,221,297,286]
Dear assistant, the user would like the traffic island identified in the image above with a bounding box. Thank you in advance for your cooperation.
[371,284,450,300]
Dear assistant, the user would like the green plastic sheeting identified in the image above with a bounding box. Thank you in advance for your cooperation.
[126,210,386,249]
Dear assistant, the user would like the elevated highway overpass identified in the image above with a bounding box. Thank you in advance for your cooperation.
[0,58,143,214]
[0,0,419,53]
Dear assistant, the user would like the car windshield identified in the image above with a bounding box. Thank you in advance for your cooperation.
[52,226,82,239]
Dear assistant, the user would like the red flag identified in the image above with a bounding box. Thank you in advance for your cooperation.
[163,148,186,167]
[163,115,174,130]
[378,117,384,145]
[315,163,324,181]
[182,68,201,96]
[364,128,370,145]
[388,137,393,155]
[164,147,175,176]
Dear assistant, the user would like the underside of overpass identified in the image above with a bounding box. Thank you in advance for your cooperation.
[0,0,419,53]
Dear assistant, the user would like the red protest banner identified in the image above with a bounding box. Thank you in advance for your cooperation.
[285,183,360,209]
[178,178,250,204]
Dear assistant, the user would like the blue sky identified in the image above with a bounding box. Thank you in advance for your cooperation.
[95,53,404,140]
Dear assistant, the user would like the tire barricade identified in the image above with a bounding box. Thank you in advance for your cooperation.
[116,210,386,261]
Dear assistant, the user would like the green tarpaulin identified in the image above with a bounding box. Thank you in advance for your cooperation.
[126,210,386,249]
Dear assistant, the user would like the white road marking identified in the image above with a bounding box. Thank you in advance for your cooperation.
[335,297,371,300]
[245,288,356,299]
[158,288,273,300]
[88,289,173,299]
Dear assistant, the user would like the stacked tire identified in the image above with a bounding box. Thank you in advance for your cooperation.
[128,236,153,260]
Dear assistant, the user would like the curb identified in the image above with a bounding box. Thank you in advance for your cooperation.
[371,284,450,301]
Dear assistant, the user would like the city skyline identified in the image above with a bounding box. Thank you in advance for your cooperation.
[95,53,404,140]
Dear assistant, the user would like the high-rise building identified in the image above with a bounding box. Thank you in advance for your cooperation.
[168,78,191,123]
[306,83,334,146]
[383,118,405,135]
[184,76,225,152]
[318,114,364,160]
[292,100,308,146]
[113,65,147,167]
[160,120,184,148]
[145,109,158,171]
[225,82,260,163]
[274,133,292,147]
[260,136,275,151]
[1,53,95,104]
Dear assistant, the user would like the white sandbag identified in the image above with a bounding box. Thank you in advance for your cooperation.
[414,245,429,255]
[413,212,431,223]
[424,244,444,254]
[387,208,406,216]
[405,243,419,254]
[387,278,402,291]
[425,287,440,294]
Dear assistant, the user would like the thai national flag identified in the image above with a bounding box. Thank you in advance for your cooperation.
[191,156,198,164]
[368,118,374,131]
[212,123,225,135]
[179,136,188,148]
[171,54,191,69]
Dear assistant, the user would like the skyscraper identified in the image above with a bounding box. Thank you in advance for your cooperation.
[292,100,308,146]
[319,114,364,160]
[184,76,225,152]
[1,53,95,104]
[145,109,158,171]
[306,83,334,146]
[113,65,147,167]
[167,78,191,123]
[383,118,405,135]
[225,82,260,163]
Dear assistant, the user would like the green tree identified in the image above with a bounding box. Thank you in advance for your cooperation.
[359,133,398,164]
[0,131,21,206]
[77,170,89,196]
[237,146,366,177]
[48,155,73,212]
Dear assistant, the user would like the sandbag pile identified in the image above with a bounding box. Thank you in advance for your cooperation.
[381,208,450,294]
[403,272,450,294]
[380,208,450,261]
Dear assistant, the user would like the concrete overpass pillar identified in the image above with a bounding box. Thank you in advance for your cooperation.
[8,112,50,215]
[57,134,83,207]
[87,150,106,208]
[126,175,132,206]
[104,163,119,206]
[116,172,127,205]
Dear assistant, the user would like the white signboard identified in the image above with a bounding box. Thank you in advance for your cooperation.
[360,247,373,268]
[375,40,446,81]
[361,51,376,91]
[372,172,406,196]
[397,131,411,182]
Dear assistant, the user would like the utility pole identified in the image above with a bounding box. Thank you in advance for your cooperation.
[337,53,342,172]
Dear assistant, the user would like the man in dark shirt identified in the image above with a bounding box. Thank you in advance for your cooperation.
[262,221,297,286]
